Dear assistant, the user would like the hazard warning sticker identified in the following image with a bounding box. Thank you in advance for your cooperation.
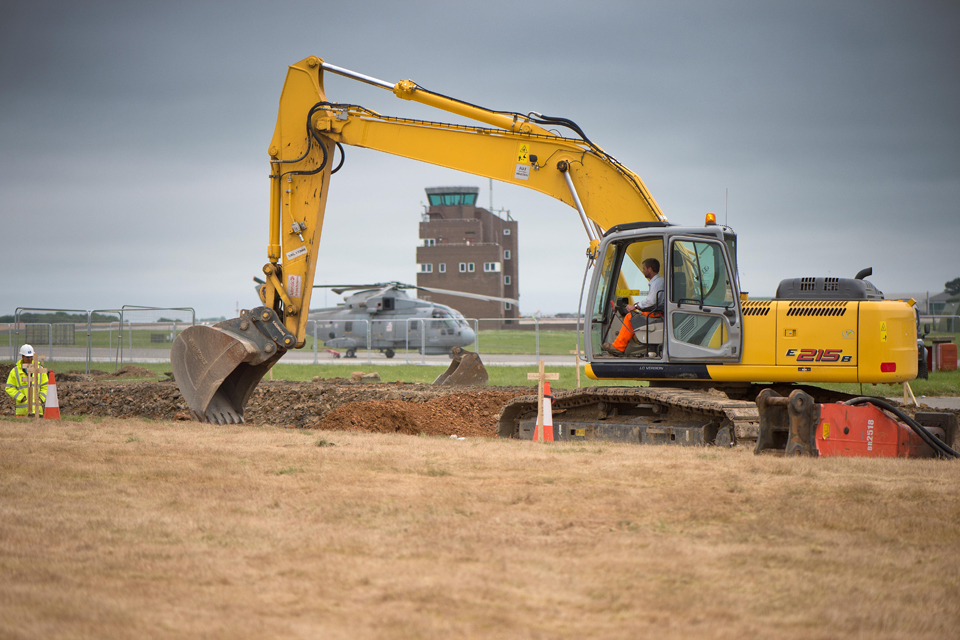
[517,143,530,163]
[286,274,302,298]
[880,321,887,343]
[514,164,530,180]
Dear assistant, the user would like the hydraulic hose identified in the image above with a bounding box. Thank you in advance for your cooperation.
[278,103,332,179]
[331,142,345,174]
[843,397,959,459]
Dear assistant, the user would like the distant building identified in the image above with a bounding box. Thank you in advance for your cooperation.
[416,186,519,327]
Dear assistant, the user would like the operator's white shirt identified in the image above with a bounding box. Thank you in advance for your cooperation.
[639,274,664,311]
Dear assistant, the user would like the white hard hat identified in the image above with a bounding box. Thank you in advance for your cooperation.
[20,344,35,357]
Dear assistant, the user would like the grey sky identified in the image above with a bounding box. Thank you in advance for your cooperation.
[1,1,958,318]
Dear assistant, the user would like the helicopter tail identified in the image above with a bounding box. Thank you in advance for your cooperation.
[434,346,489,386]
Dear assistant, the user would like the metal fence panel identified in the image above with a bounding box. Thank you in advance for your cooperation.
[5,305,590,368]
[118,306,195,366]
[11,308,96,369]
[6,305,194,372]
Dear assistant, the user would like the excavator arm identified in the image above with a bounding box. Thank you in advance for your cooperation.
[172,55,666,423]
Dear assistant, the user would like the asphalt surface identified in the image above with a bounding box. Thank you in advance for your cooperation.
[902,396,960,410]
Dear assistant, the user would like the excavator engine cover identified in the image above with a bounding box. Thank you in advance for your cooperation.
[433,346,488,386]
[171,307,294,423]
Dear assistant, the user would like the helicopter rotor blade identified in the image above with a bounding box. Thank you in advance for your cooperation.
[413,285,519,306]
[311,282,515,306]
[313,282,401,295]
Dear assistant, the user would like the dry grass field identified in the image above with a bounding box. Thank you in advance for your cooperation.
[1,417,958,639]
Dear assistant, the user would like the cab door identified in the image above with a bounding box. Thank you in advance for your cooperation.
[666,237,742,361]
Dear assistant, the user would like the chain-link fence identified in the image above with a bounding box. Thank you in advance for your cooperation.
[302,316,584,364]
[3,306,586,368]
[920,315,960,333]
[5,306,194,372]
[117,306,196,366]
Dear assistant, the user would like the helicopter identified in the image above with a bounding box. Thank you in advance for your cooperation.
[282,281,517,358]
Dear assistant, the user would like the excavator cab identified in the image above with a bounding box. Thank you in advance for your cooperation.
[595,236,666,357]
[587,223,743,369]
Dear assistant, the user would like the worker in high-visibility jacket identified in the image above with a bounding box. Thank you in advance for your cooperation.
[5,344,48,417]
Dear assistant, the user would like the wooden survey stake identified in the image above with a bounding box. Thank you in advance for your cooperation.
[526,360,560,443]
[26,355,46,420]
[903,382,919,407]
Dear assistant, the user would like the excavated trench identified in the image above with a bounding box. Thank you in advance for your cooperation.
[0,365,528,436]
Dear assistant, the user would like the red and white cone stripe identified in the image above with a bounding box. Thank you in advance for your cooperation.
[534,381,555,442]
[43,371,61,420]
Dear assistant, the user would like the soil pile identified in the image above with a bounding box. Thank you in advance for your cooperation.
[111,365,159,378]
[0,377,529,433]
[313,391,522,437]
[57,369,142,382]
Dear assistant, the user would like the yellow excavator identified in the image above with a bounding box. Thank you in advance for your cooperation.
[172,56,918,445]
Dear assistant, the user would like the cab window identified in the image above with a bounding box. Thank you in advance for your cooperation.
[670,240,734,307]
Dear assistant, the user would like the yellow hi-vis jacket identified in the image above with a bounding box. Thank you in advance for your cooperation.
[5,360,48,416]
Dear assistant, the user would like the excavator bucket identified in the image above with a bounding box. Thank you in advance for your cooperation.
[433,346,488,386]
[171,308,294,424]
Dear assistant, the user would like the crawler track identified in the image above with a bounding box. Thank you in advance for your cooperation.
[498,386,761,446]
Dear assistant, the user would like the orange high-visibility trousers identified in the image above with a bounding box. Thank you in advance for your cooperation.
[612,311,661,352]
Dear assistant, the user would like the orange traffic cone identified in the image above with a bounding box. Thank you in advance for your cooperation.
[534,381,555,442]
[43,371,61,420]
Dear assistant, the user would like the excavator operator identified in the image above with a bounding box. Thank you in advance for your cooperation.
[603,259,663,357]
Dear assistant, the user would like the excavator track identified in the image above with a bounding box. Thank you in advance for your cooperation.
[498,386,761,447]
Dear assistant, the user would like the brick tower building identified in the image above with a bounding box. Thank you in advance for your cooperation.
[416,186,519,326]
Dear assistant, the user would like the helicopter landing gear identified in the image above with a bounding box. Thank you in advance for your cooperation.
[384,348,395,359]
[345,348,357,359]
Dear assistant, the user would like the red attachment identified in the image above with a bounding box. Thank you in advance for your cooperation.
[816,404,935,458]
[937,343,957,372]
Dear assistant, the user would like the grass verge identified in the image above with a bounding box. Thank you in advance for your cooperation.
[0,418,957,639]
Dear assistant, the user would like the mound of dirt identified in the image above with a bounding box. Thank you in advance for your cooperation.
[313,391,521,437]
[111,365,158,378]
[0,377,530,433]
